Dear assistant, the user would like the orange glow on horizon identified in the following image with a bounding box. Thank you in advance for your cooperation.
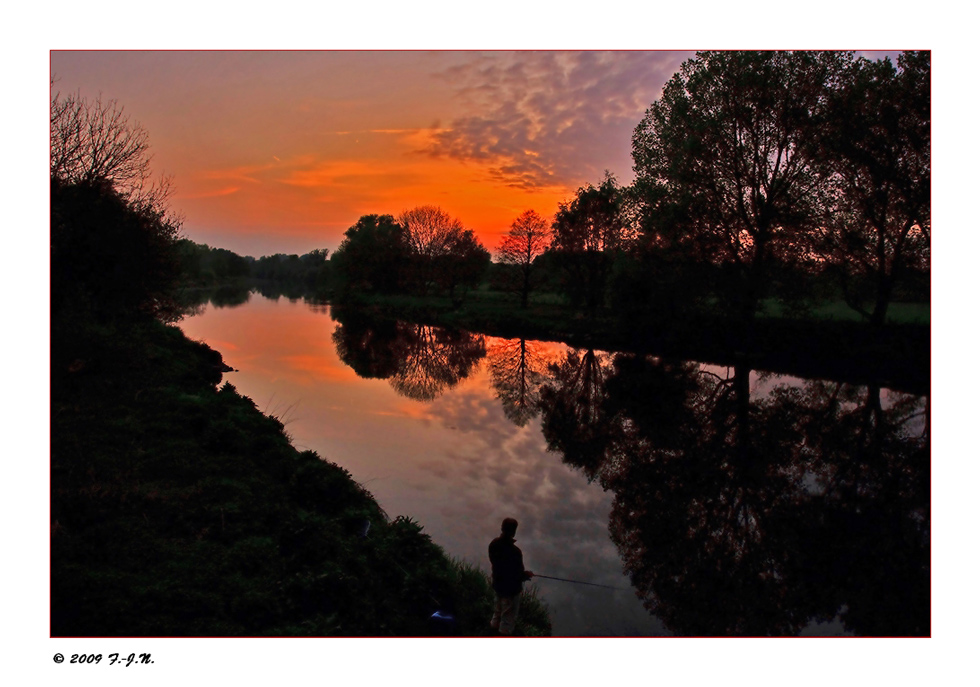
[174,130,573,256]
[50,51,688,257]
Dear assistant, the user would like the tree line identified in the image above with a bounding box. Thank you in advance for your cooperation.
[51,50,929,332]
[332,51,929,330]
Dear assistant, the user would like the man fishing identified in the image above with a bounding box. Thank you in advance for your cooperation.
[488,517,534,636]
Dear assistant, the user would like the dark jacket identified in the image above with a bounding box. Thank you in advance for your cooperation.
[489,535,530,597]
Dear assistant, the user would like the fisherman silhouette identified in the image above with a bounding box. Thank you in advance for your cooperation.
[488,517,534,635]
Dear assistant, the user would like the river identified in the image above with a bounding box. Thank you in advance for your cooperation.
[179,292,929,636]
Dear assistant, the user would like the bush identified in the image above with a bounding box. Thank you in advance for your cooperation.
[51,177,181,322]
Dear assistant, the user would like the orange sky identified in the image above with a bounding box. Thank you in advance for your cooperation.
[50,51,694,256]
[49,50,903,258]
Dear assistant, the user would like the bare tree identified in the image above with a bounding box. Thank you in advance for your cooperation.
[399,205,464,259]
[50,87,175,214]
[497,209,551,308]
[398,205,488,297]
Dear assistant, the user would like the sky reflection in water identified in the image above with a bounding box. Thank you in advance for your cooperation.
[181,295,663,635]
[180,294,928,636]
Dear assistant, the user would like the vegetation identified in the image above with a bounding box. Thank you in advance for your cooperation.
[50,88,549,637]
[628,50,929,329]
[51,317,550,635]
[51,50,931,636]
[809,51,931,326]
[550,173,627,314]
[496,209,552,309]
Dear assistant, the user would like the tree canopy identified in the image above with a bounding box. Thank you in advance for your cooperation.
[398,205,489,299]
[632,51,849,322]
[496,209,551,308]
[811,51,931,325]
[331,214,410,295]
[550,174,626,312]
[629,50,929,326]
[51,87,183,323]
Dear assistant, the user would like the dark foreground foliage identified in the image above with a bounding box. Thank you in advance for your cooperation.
[51,316,550,637]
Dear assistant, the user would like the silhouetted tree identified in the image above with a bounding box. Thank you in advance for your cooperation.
[632,51,848,326]
[51,176,182,323]
[249,249,330,291]
[330,214,410,296]
[434,227,490,305]
[496,210,551,308]
[811,51,931,326]
[550,174,625,313]
[390,205,492,299]
[50,86,184,324]
[51,88,175,215]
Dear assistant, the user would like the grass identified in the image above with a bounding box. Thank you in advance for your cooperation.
[446,558,552,637]
[761,298,930,325]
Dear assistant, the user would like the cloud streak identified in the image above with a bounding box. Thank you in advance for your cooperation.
[424,51,693,190]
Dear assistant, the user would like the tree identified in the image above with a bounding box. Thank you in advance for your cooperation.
[50,85,184,323]
[632,51,848,325]
[51,177,182,322]
[812,51,930,326]
[496,210,551,308]
[398,205,488,299]
[330,214,410,296]
[550,173,625,312]
[51,88,175,215]
[434,227,490,304]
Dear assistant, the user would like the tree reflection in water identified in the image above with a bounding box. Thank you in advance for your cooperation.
[537,351,929,636]
[331,308,486,401]
[486,338,550,427]
[327,313,929,636]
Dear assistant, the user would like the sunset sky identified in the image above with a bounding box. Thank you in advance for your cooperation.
[11,1,977,679]
[51,50,704,256]
[39,50,880,260]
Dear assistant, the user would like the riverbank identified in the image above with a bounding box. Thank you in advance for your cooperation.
[338,291,930,396]
[50,313,551,636]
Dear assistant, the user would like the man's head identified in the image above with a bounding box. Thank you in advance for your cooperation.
[501,517,518,538]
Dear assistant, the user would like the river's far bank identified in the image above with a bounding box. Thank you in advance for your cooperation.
[50,313,551,637]
[328,291,930,396]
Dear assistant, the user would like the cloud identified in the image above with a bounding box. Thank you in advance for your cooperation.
[179,186,241,199]
[423,51,694,191]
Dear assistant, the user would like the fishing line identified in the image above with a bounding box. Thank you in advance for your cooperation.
[532,574,631,591]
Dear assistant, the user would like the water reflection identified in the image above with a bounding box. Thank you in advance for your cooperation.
[487,338,551,427]
[330,312,929,636]
[181,296,929,636]
[331,307,485,401]
[537,353,930,636]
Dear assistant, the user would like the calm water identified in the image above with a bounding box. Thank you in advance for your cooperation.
[180,293,930,636]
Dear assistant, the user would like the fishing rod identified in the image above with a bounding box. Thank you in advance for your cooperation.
[532,574,631,591]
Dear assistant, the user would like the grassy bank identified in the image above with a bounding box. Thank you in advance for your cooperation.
[50,314,550,637]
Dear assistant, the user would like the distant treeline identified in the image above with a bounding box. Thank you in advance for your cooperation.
[176,240,331,291]
[176,51,930,331]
